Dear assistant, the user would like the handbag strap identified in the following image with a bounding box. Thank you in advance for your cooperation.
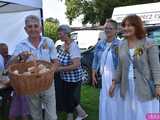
[128,47,155,91]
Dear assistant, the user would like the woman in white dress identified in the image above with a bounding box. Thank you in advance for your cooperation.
[109,14,160,120]
[100,41,121,120]
[92,19,121,120]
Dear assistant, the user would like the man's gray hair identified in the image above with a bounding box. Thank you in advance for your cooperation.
[25,15,40,25]
[105,18,118,29]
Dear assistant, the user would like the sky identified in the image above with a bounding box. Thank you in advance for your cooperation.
[42,0,82,27]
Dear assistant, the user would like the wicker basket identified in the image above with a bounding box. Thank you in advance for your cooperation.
[8,60,54,95]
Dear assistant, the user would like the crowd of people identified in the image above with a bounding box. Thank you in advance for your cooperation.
[0,14,160,120]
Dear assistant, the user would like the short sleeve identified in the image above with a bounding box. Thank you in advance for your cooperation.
[47,38,58,60]
[13,43,25,56]
[70,41,81,59]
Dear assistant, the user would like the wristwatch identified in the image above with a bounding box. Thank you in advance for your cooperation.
[17,55,23,61]
[2,69,8,76]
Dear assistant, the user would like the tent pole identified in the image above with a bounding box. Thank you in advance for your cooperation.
[40,8,44,35]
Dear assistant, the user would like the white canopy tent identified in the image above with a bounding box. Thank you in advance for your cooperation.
[0,0,42,54]
[112,2,160,24]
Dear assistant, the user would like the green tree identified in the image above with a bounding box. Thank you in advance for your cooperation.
[65,0,83,25]
[44,17,59,42]
[81,1,98,25]
[65,0,160,25]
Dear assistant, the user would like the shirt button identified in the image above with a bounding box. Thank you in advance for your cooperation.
[134,77,136,79]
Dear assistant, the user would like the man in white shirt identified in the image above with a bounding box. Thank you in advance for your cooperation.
[11,15,58,120]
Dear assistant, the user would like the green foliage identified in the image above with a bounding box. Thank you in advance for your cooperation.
[44,17,59,42]
[65,0,83,25]
[80,85,99,120]
[65,0,160,25]
[82,1,98,25]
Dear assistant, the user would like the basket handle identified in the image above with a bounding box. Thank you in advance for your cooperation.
[30,54,39,74]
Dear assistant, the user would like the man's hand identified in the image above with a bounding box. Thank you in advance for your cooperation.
[51,59,59,73]
[7,51,32,66]
[18,51,32,62]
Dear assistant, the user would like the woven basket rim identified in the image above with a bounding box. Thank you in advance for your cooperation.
[8,60,54,95]
[8,60,54,76]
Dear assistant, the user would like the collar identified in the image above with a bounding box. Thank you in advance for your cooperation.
[22,36,46,49]
[103,38,119,46]
[123,38,145,49]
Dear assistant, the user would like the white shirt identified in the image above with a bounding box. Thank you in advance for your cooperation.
[62,41,81,59]
[13,37,58,62]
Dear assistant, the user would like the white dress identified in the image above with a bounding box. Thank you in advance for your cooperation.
[120,48,159,120]
[99,43,122,120]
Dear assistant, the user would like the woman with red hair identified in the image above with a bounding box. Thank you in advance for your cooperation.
[109,14,160,120]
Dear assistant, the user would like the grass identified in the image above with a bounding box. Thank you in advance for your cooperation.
[58,85,99,120]
[0,85,99,120]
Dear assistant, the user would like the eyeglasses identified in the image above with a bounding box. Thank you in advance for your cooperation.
[26,24,39,28]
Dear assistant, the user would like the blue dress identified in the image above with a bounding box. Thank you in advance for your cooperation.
[9,93,30,117]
